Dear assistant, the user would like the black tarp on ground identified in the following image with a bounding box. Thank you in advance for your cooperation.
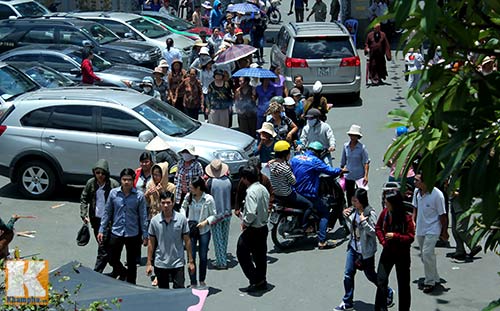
[50,261,208,311]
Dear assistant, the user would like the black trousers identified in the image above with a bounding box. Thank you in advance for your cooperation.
[109,234,141,284]
[375,248,411,311]
[155,266,185,289]
[90,217,111,273]
[236,225,268,285]
[345,179,356,207]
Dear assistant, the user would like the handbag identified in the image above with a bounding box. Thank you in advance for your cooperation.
[186,198,200,238]
[76,224,90,246]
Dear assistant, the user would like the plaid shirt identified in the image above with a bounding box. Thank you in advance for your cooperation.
[174,159,204,204]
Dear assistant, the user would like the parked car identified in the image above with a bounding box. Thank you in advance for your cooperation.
[9,62,76,88]
[0,44,152,90]
[0,17,162,68]
[140,11,211,40]
[0,61,40,114]
[69,12,194,56]
[0,0,50,19]
[270,22,361,100]
[0,86,255,199]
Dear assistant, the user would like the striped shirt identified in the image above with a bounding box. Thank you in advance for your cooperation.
[269,160,296,197]
[174,159,204,204]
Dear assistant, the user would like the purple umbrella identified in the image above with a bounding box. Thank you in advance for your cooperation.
[215,44,257,65]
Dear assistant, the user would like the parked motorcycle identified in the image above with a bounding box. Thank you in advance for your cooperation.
[270,173,346,250]
[266,0,282,24]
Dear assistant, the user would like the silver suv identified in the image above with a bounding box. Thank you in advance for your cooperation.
[0,87,254,199]
[270,22,361,100]
[0,0,50,19]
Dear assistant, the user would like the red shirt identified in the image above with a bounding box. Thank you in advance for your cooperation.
[81,58,101,84]
[375,207,415,250]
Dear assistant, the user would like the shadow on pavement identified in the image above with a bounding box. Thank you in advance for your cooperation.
[0,182,81,203]
[207,286,222,296]
[353,300,375,311]
[413,277,450,296]
[246,283,275,297]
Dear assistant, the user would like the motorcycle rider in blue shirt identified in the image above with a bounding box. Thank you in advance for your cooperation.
[291,141,346,249]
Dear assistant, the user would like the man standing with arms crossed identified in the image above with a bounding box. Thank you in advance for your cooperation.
[146,191,195,289]
[237,166,270,293]
[412,173,447,294]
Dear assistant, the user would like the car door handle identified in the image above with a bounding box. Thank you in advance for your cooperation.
[45,136,57,143]
[103,142,114,149]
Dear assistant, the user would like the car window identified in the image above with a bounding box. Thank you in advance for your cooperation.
[67,51,112,72]
[80,23,119,45]
[23,66,74,88]
[153,14,193,31]
[292,37,354,59]
[133,98,199,137]
[48,105,94,132]
[0,65,39,101]
[59,28,89,46]
[21,27,55,44]
[41,55,77,73]
[20,106,53,128]
[0,25,15,39]
[281,30,290,54]
[276,28,284,52]
[127,18,168,39]
[100,107,149,137]
[0,4,15,19]
[93,19,131,38]
[13,1,49,17]
[3,53,40,63]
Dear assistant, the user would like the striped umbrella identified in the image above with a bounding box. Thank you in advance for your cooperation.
[215,44,257,65]
[232,67,277,79]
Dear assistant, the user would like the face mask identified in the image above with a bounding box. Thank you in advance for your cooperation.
[143,86,152,93]
[182,153,195,161]
[307,119,317,127]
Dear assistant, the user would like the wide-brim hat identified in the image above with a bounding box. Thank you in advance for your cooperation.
[202,1,212,9]
[256,122,277,137]
[171,59,183,67]
[201,57,213,67]
[159,59,169,68]
[153,66,164,75]
[347,124,363,137]
[145,136,171,151]
[205,159,229,178]
[179,144,198,156]
[283,97,295,106]
[194,39,208,47]
[199,46,210,55]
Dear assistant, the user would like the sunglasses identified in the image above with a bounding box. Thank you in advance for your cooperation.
[95,170,105,175]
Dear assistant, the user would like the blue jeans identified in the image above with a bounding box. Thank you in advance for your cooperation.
[303,196,329,243]
[342,246,378,307]
[190,231,211,285]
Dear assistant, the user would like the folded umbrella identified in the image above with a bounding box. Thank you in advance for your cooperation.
[215,44,257,65]
[232,67,277,79]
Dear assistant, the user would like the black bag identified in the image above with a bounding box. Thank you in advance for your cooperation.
[76,224,90,246]
[188,220,200,238]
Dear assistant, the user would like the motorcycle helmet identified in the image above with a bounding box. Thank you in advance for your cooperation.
[307,141,324,151]
[274,140,291,152]
[270,96,284,105]
[312,81,322,94]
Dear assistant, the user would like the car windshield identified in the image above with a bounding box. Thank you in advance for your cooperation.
[68,52,112,72]
[292,37,354,59]
[127,18,169,39]
[0,65,39,101]
[154,14,193,31]
[81,24,120,44]
[23,65,75,88]
[133,98,200,137]
[13,1,50,17]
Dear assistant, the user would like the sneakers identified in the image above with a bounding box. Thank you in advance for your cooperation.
[334,302,353,311]
[468,245,482,258]
[387,287,395,307]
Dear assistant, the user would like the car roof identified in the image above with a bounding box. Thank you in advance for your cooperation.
[288,22,349,37]
[0,16,99,27]
[13,86,149,108]
[1,44,81,54]
[0,0,36,4]
[72,11,142,22]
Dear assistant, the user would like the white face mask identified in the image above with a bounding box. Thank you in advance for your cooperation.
[182,153,195,161]
[307,119,317,127]
[143,86,152,93]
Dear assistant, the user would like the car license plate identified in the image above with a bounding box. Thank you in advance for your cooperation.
[269,212,280,224]
[317,67,330,77]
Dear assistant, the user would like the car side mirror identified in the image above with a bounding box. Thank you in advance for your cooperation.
[70,68,81,76]
[138,130,155,143]
[124,32,135,39]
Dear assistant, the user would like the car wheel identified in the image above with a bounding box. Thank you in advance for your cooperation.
[16,160,57,199]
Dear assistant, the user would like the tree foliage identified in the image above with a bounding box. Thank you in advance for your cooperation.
[384,0,500,253]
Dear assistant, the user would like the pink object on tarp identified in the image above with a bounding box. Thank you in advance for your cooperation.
[188,289,209,311]
[339,175,346,191]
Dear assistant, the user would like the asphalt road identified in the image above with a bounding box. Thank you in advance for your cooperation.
[1,15,500,311]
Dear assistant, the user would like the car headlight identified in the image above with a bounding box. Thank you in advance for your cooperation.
[213,150,244,162]
[129,52,151,62]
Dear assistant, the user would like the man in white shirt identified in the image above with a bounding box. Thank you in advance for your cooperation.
[237,165,270,293]
[412,173,447,294]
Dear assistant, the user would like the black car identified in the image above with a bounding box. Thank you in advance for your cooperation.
[0,17,162,68]
[0,44,153,90]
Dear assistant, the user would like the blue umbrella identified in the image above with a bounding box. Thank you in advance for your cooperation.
[227,2,261,13]
[233,67,277,78]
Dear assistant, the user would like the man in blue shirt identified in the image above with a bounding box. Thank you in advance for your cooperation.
[291,141,346,248]
[98,168,149,284]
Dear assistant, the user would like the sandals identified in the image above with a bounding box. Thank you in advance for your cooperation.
[422,284,435,293]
